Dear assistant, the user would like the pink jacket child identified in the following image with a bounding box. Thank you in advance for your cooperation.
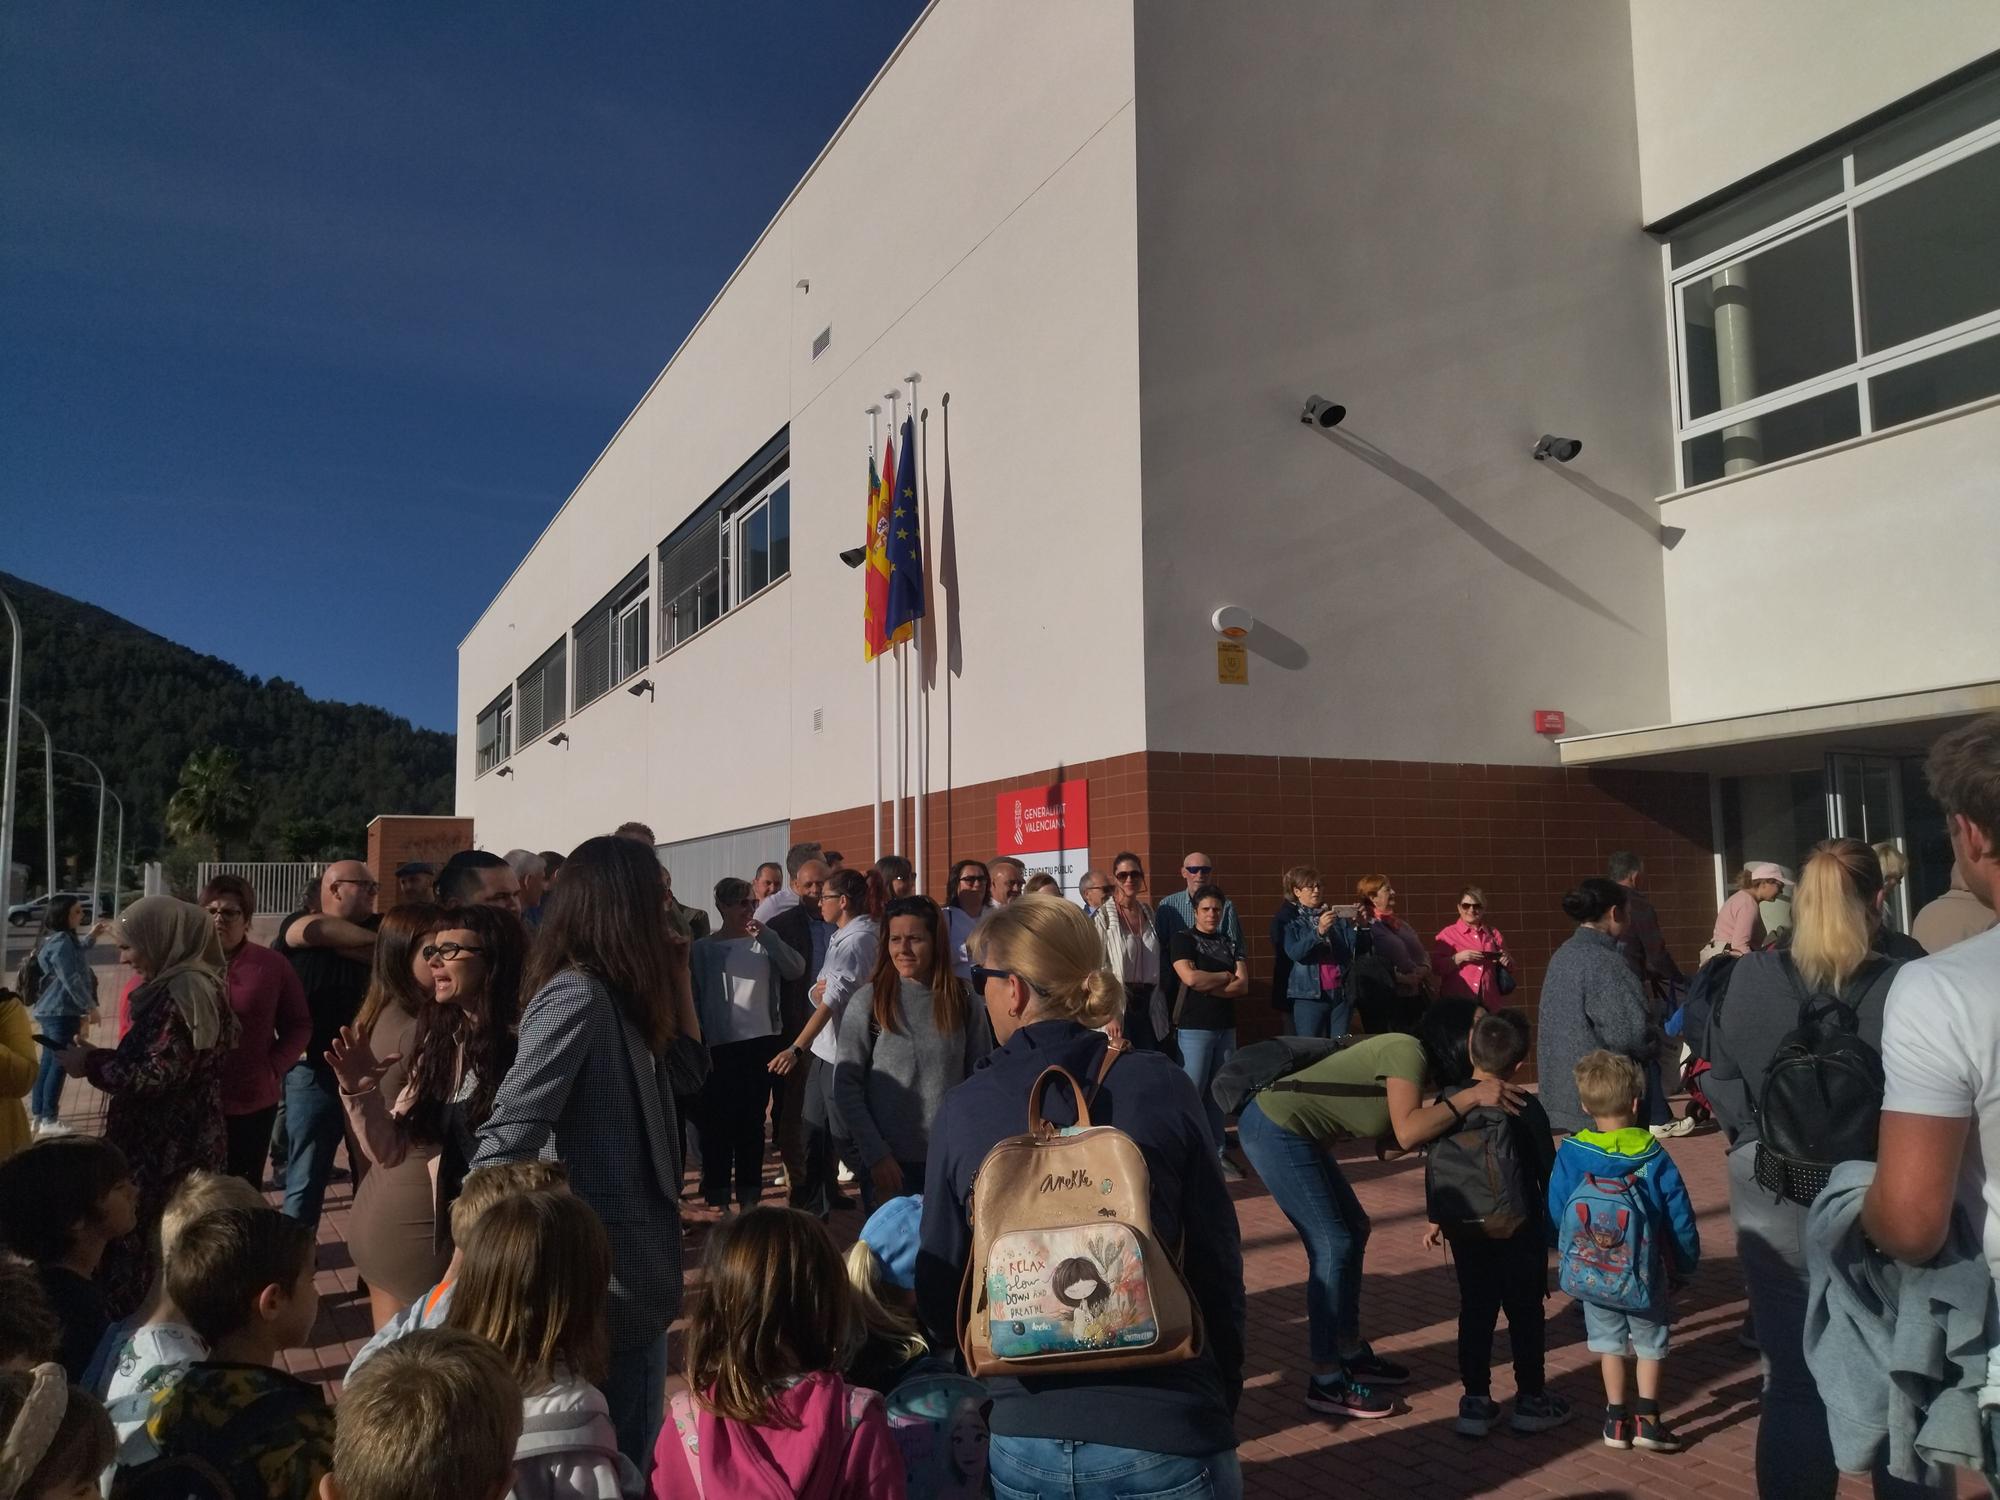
[653,1371,906,1500]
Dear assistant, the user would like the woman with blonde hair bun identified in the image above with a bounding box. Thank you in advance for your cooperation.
[1704,838,1924,1500]
[914,896,1248,1499]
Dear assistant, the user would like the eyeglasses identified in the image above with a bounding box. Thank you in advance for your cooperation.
[205,906,247,920]
[959,874,988,886]
[331,879,380,894]
[1115,870,1144,882]
[1459,901,1484,912]
[1183,864,1212,876]
[421,942,485,962]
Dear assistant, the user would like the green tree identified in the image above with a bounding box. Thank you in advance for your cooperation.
[276,815,340,861]
[166,747,255,859]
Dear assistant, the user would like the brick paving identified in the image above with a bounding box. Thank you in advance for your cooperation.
[47,970,1978,1498]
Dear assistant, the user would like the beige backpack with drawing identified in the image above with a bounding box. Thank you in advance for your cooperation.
[955,1044,1203,1377]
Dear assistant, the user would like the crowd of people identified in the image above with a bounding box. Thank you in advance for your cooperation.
[0,712,1998,1498]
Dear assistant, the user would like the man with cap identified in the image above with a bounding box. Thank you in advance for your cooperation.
[394,861,435,905]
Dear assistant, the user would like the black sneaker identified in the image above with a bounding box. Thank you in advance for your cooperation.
[1342,1346,1411,1387]
[1455,1395,1501,1437]
[1304,1376,1395,1420]
[1634,1413,1683,1453]
[1511,1391,1573,1434]
[1603,1411,1635,1449]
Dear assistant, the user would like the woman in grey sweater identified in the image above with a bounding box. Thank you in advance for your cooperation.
[1705,839,1930,1500]
[1534,878,1652,1135]
[835,894,988,1210]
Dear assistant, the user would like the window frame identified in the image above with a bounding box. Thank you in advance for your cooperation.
[515,637,566,743]
[570,561,649,714]
[475,687,514,777]
[657,449,791,659]
[1664,111,2000,490]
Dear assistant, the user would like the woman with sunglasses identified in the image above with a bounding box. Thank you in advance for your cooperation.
[944,859,991,980]
[917,895,1247,1499]
[688,876,806,1218]
[332,902,448,1328]
[1432,886,1514,1011]
[835,893,985,1210]
[327,904,525,1297]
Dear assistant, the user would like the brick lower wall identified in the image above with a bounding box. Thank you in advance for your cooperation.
[793,751,1715,1048]
[366,816,475,912]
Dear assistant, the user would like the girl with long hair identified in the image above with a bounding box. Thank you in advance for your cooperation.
[472,834,706,1471]
[28,894,109,1135]
[1706,839,1928,1500]
[834,894,983,1210]
[329,904,525,1323]
[336,901,447,1328]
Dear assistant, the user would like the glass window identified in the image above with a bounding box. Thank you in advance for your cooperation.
[475,691,512,774]
[1854,69,2000,182]
[1869,334,2000,430]
[615,598,647,682]
[742,503,771,597]
[769,482,790,581]
[1669,158,1844,269]
[1681,220,1854,420]
[1681,385,1861,486]
[654,454,790,651]
[1855,143,2000,353]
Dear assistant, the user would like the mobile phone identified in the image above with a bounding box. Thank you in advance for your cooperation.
[1330,903,1362,920]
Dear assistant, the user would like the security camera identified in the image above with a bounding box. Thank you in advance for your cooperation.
[1300,396,1346,429]
[1533,434,1583,463]
[838,546,867,569]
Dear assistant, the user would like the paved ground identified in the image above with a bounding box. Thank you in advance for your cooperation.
[46,968,1968,1499]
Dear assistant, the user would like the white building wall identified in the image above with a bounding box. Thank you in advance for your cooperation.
[457,0,1145,851]
[1132,0,1675,764]
[1629,0,2000,221]
[1661,400,2000,723]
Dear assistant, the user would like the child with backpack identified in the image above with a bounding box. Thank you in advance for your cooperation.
[1422,1009,1568,1438]
[326,1329,524,1500]
[656,1205,904,1499]
[1548,1050,1700,1455]
[115,1206,331,1499]
[0,1136,138,1383]
[442,1188,641,1500]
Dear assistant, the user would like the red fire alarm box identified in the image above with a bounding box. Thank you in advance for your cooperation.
[1534,710,1566,736]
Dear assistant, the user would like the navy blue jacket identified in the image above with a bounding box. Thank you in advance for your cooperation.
[917,1021,1245,1456]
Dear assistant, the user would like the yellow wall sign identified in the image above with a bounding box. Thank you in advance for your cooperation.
[1217,641,1248,685]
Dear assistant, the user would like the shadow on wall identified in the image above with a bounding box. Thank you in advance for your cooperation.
[1544,462,1686,551]
[1314,425,1641,634]
[1245,620,1308,671]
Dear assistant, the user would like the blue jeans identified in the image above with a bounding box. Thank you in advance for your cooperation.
[989,1437,1243,1500]
[1290,997,1351,1039]
[1239,1099,1368,1365]
[1177,1027,1236,1156]
[280,1062,345,1227]
[30,1013,80,1122]
[605,1333,668,1473]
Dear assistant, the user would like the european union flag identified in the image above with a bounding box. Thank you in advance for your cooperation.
[885,412,924,644]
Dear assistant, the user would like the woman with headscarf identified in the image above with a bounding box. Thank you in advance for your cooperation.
[54,896,238,1316]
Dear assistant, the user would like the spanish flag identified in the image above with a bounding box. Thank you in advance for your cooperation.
[863,434,893,660]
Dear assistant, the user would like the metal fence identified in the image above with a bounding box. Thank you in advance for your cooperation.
[196,862,325,916]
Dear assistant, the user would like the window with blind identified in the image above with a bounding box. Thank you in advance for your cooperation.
[475,688,513,774]
[657,445,790,655]
[516,638,566,742]
[572,562,648,712]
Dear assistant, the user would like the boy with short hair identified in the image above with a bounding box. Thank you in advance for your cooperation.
[1428,1009,1569,1437]
[0,1135,137,1381]
[345,1159,569,1374]
[1548,1049,1700,1454]
[117,1206,332,1499]
[320,1328,523,1500]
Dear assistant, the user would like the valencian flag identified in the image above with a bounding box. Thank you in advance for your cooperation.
[863,445,892,660]
[885,412,924,645]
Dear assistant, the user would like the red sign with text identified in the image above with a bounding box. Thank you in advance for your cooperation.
[1534,710,1566,735]
[995,779,1090,856]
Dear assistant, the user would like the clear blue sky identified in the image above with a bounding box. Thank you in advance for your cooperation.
[2,1,925,731]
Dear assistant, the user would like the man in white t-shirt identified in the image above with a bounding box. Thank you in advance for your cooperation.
[1866,715,2000,1280]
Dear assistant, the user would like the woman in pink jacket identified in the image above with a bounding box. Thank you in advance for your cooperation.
[656,1205,905,1500]
[1712,863,1786,957]
[1431,886,1514,1010]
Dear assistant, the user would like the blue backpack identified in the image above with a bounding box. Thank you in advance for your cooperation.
[1556,1168,1658,1313]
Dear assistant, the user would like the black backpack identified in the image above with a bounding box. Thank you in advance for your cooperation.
[1424,1087,1533,1241]
[1210,1035,1375,1118]
[1679,950,1739,1063]
[113,1389,303,1500]
[1752,954,1887,1206]
[16,944,44,1009]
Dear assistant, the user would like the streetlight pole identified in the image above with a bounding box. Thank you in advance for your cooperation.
[0,702,58,902]
[107,787,124,919]
[55,751,106,921]
[0,589,19,910]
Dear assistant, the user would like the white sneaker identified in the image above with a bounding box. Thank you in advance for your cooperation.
[40,1119,74,1137]
[1650,1117,1696,1139]
[836,1163,855,1185]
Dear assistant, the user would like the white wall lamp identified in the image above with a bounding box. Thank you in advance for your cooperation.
[1211,605,1253,639]
[627,679,655,700]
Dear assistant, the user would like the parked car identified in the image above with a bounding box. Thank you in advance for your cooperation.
[6,892,94,927]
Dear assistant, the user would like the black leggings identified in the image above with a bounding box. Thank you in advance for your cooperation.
[224,1105,279,1191]
[696,1038,780,1208]
[1451,1227,1548,1398]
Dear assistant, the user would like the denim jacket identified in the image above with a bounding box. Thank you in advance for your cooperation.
[1280,908,1355,1002]
[32,931,98,1020]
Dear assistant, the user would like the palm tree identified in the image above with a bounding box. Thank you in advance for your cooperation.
[166,747,254,859]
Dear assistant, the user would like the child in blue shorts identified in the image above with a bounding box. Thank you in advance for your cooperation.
[1548,1050,1699,1454]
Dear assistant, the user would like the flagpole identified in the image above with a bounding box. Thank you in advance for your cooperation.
[866,404,883,864]
[907,372,926,895]
[886,388,905,856]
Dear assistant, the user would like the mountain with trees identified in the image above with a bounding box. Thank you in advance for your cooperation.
[2,571,454,894]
